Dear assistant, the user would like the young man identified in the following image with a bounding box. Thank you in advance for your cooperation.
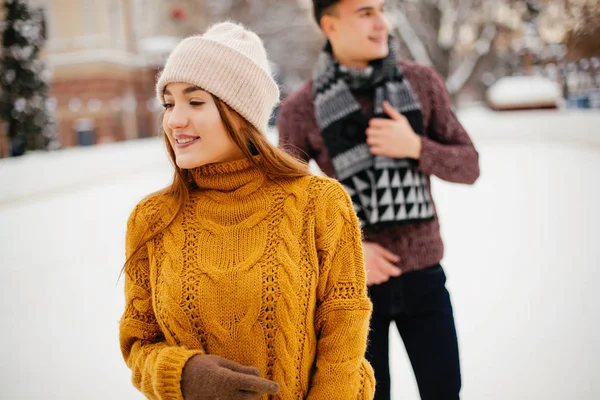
[277,1,480,399]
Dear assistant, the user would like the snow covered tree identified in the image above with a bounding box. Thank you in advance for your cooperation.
[564,0,600,59]
[0,0,54,156]
[385,0,594,101]
[385,0,506,99]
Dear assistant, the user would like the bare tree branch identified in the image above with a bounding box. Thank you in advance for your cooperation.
[456,0,475,27]
[387,7,433,66]
[446,23,497,95]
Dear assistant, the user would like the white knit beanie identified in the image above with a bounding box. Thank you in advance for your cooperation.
[156,21,280,136]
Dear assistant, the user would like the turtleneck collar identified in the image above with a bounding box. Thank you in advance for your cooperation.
[189,156,266,192]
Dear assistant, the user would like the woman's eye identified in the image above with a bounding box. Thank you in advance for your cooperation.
[162,103,173,109]
[190,101,205,107]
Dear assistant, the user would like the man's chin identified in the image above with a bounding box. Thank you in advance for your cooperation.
[365,47,389,62]
[364,39,388,55]
[377,44,390,57]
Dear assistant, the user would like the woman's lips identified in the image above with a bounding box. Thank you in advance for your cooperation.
[174,135,200,148]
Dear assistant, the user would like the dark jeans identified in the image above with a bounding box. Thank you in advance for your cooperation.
[366,264,461,400]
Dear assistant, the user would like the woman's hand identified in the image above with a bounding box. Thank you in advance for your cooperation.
[181,354,280,400]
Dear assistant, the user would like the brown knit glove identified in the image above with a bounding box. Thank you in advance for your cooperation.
[181,354,280,400]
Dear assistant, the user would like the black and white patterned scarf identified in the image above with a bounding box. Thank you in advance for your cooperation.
[312,36,434,228]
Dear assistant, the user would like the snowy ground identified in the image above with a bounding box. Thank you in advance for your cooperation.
[1,109,599,399]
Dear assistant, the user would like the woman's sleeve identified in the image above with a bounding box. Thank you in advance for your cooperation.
[119,203,204,399]
[307,180,376,399]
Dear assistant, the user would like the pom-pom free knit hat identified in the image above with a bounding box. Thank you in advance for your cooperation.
[156,21,280,136]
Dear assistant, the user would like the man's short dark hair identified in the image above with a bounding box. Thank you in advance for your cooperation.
[312,0,341,26]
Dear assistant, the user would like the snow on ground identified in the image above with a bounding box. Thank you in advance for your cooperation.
[0,109,599,399]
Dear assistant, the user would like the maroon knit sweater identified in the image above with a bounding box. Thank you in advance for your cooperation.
[277,59,480,273]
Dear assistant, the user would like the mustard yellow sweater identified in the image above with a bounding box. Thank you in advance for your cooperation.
[119,157,375,399]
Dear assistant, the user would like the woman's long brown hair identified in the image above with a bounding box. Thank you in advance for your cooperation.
[119,96,310,279]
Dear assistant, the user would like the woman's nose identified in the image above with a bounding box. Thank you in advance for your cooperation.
[166,105,188,129]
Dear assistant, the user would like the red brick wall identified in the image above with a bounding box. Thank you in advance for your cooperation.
[50,65,157,148]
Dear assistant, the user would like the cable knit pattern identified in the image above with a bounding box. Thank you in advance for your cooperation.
[277,59,480,273]
[120,157,375,399]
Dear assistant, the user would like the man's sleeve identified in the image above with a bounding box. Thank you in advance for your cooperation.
[417,67,480,184]
[276,90,313,162]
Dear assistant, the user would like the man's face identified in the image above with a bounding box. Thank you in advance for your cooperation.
[323,0,389,68]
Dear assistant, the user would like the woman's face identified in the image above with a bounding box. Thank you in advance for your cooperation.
[162,82,244,169]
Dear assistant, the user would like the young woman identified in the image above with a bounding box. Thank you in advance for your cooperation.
[119,22,375,400]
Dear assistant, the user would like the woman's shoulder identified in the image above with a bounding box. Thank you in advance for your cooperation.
[310,175,349,198]
[303,176,358,232]
[275,174,346,197]
[290,175,353,210]
[127,191,170,228]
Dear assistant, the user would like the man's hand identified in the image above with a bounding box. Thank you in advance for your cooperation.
[366,101,422,159]
[363,241,402,285]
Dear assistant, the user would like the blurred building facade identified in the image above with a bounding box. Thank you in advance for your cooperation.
[39,0,164,147]
[21,0,318,148]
